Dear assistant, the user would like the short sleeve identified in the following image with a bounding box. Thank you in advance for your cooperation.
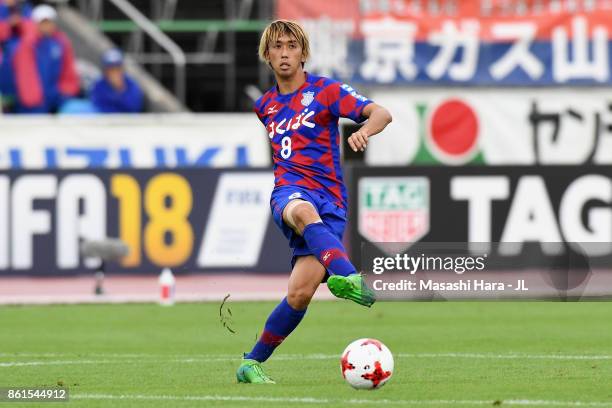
[253,106,264,123]
[253,98,265,124]
[327,82,372,123]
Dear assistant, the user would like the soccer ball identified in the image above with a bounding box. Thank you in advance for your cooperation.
[340,338,394,389]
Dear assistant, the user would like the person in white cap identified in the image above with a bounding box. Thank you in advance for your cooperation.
[12,4,79,113]
[31,4,55,35]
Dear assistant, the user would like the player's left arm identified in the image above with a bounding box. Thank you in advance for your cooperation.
[348,103,392,152]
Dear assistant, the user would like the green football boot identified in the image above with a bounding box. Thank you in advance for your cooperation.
[327,273,376,307]
[236,359,276,384]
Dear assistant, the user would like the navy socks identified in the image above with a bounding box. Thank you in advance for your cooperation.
[302,222,356,277]
[245,297,306,362]
[246,222,356,363]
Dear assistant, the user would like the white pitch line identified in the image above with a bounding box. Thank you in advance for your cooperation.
[0,352,161,358]
[0,359,234,367]
[0,352,242,359]
[1,352,612,365]
[397,353,612,361]
[0,360,123,367]
[503,401,612,407]
[2,351,612,368]
[72,393,612,407]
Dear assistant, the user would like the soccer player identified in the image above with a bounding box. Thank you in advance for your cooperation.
[236,20,392,384]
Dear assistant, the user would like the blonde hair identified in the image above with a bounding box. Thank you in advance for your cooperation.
[258,20,310,64]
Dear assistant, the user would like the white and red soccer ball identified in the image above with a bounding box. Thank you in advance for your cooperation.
[340,338,394,390]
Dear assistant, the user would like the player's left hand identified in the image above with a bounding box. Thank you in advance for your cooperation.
[348,129,369,152]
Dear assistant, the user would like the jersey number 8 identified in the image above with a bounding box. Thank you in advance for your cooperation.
[280,136,292,159]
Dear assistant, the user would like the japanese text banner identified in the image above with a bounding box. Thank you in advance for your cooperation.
[277,0,612,85]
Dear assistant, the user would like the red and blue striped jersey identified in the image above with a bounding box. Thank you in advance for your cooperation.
[254,72,372,208]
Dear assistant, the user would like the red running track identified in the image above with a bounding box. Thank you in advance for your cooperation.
[0,274,335,305]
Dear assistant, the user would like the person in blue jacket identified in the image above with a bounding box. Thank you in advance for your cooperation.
[12,4,80,113]
[0,0,34,112]
[0,0,33,37]
[90,48,144,113]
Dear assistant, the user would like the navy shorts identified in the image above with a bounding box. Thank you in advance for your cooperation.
[270,186,347,269]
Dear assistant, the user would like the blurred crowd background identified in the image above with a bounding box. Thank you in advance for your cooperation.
[0,0,272,114]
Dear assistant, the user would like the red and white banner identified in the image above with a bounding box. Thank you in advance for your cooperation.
[365,88,612,166]
[277,0,612,85]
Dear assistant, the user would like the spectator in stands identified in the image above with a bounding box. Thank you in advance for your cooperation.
[0,0,33,41]
[13,4,79,113]
[90,48,144,113]
[0,0,34,112]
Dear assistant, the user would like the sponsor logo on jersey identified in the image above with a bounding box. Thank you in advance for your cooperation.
[301,91,315,107]
[288,192,302,200]
[266,108,316,139]
[358,177,430,255]
[341,84,368,102]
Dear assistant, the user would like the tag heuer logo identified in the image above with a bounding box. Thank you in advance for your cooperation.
[358,177,430,254]
[301,91,315,106]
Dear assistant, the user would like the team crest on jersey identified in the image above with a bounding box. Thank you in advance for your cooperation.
[301,91,315,107]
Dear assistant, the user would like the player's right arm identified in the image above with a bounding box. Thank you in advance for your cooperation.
[326,81,392,152]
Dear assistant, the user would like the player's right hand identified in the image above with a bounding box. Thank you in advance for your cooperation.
[348,129,369,152]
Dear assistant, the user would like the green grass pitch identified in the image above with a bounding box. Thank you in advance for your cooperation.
[1,301,612,407]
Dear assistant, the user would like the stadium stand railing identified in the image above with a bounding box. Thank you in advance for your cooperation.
[69,0,274,112]
[57,5,184,112]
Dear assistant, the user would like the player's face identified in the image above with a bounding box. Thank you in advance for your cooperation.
[267,34,304,79]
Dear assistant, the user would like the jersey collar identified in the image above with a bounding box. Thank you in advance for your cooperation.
[275,71,312,101]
